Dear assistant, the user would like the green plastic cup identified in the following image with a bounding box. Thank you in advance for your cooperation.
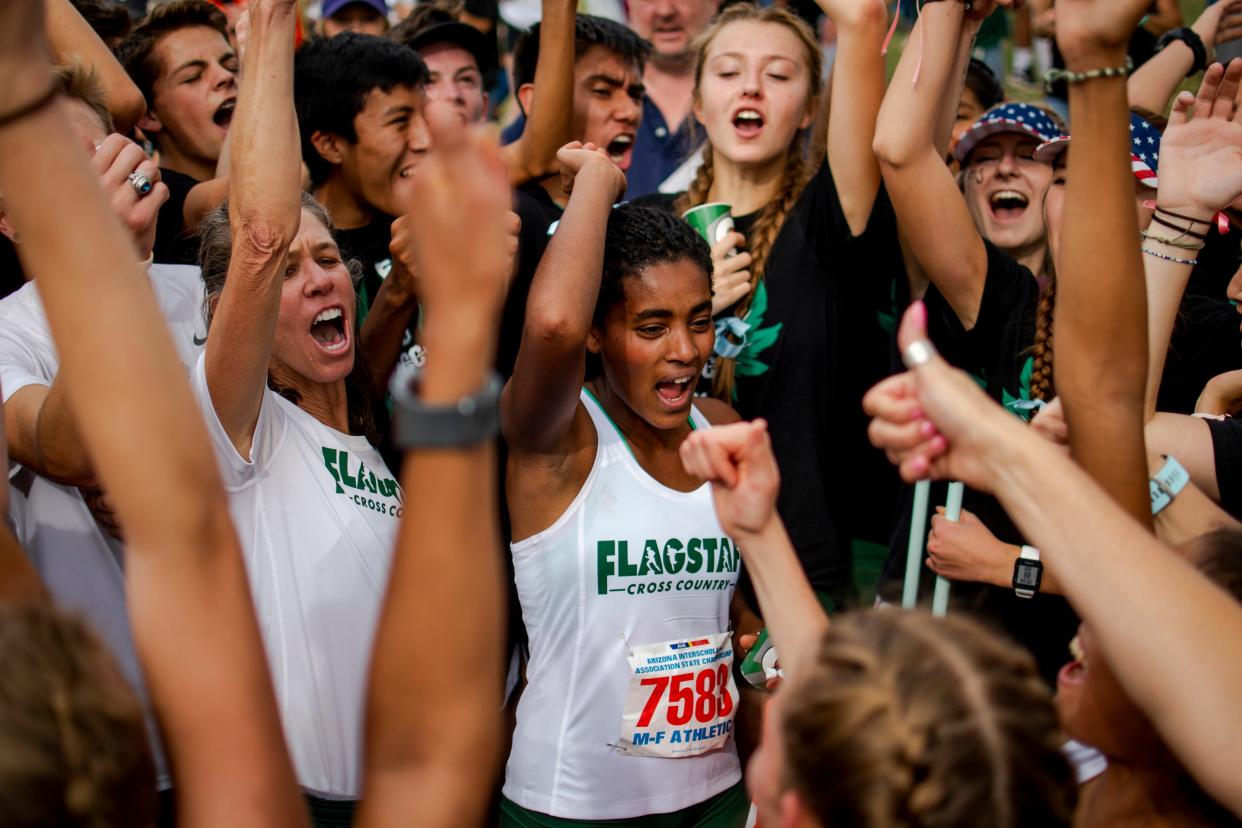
[682,202,735,248]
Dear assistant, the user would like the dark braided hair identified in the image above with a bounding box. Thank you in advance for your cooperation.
[1029,277,1056,403]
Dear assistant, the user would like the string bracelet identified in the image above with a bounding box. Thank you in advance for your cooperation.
[1151,213,1208,241]
[1155,206,1214,228]
[1140,230,1205,251]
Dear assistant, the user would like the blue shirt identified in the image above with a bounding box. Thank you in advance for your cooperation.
[626,95,699,199]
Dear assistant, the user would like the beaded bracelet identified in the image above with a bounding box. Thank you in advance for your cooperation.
[1045,57,1134,91]
[1140,230,1206,251]
[1143,246,1199,266]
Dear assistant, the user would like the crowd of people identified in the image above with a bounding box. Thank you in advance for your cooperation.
[5,0,1242,825]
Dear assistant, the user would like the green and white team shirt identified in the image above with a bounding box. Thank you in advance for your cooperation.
[504,389,742,819]
[192,355,401,799]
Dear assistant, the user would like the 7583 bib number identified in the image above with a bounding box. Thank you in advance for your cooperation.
[617,632,738,758]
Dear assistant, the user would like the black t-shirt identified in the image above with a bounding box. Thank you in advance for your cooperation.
[0,235,23,299]
[152,167,202,266]
[1209,417,1242,521]
[497,183,563,379]
[650,163,902,595]
[1158,293,1242,414]
[335,216,397,322]
[881,243,1079,685]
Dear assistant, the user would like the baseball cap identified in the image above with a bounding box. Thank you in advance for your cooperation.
[953,102,1063,164]
[1033,112,1162,188]
[407,20,494,74]
[322,0,389,20]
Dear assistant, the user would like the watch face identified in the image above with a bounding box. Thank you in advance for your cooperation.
[1014,560,1043,589]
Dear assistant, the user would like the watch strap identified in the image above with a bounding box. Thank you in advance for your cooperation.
[1150,455,1191,516]
[1157,27,1208,77]
[1014,545,1041,599]
[389,364,503,449]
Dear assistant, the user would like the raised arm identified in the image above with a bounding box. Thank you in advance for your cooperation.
[1142,61,1242,421]
[45,0,145,133]
[0,0,304,824]
[501,143,626,452]
[357,112,510,828]
[203,0,303,456]
[1128,0,1242,115]
[873,0,989,327]
[680,420,828,676]
[819,0,888,236]
[501,0,575,186]
[867,304,1242,818]
[1052,0,1153,524]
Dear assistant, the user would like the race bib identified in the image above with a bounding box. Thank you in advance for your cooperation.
[615,632,738,758]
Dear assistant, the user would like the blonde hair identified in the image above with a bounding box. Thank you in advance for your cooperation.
[779,611,1076,827]
[675,3,822,399]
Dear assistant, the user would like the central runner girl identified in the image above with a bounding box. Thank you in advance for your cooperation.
[500,142,748,827]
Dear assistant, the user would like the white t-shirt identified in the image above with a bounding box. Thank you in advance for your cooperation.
[191,354,400,799]
[0,263,208,789]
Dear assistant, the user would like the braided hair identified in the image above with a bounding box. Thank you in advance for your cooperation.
[674,4,822,400]
[779,611,1076,828]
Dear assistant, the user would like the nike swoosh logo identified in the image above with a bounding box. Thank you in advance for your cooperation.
[193,333,207,346]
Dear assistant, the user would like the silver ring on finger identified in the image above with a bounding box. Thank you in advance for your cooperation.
[902,338,937,369]
[127,171,154,197]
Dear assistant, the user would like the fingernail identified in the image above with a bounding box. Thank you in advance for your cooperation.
[920,419,937,438]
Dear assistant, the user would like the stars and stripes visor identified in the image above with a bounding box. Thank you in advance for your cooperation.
[953,102,1063,164]
[1033,113,1162,189]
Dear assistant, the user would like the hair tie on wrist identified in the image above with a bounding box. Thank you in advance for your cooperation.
[0,83,60,131]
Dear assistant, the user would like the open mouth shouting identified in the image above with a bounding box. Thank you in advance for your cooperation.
[606,133,635,170]
[310,306,350,354]
[989,189,1030,222]
[655,374,695,412]
[212,96,237,131]
[732,108,764,140]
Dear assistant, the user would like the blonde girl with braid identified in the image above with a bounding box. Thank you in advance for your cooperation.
[663,0,896,605]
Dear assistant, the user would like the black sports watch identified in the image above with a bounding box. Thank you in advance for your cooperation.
[1156,27,1208,78]
[1012,545,1043,599]
[389,362,503,449]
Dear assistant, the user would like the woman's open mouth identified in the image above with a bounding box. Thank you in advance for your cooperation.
[655,375,694,410]
[310,306,349,353]
[989,189,1030,222]
[732,108,764,140]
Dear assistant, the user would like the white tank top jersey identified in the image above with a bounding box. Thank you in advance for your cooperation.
[191,355,400,799]
[504,389,742,819]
